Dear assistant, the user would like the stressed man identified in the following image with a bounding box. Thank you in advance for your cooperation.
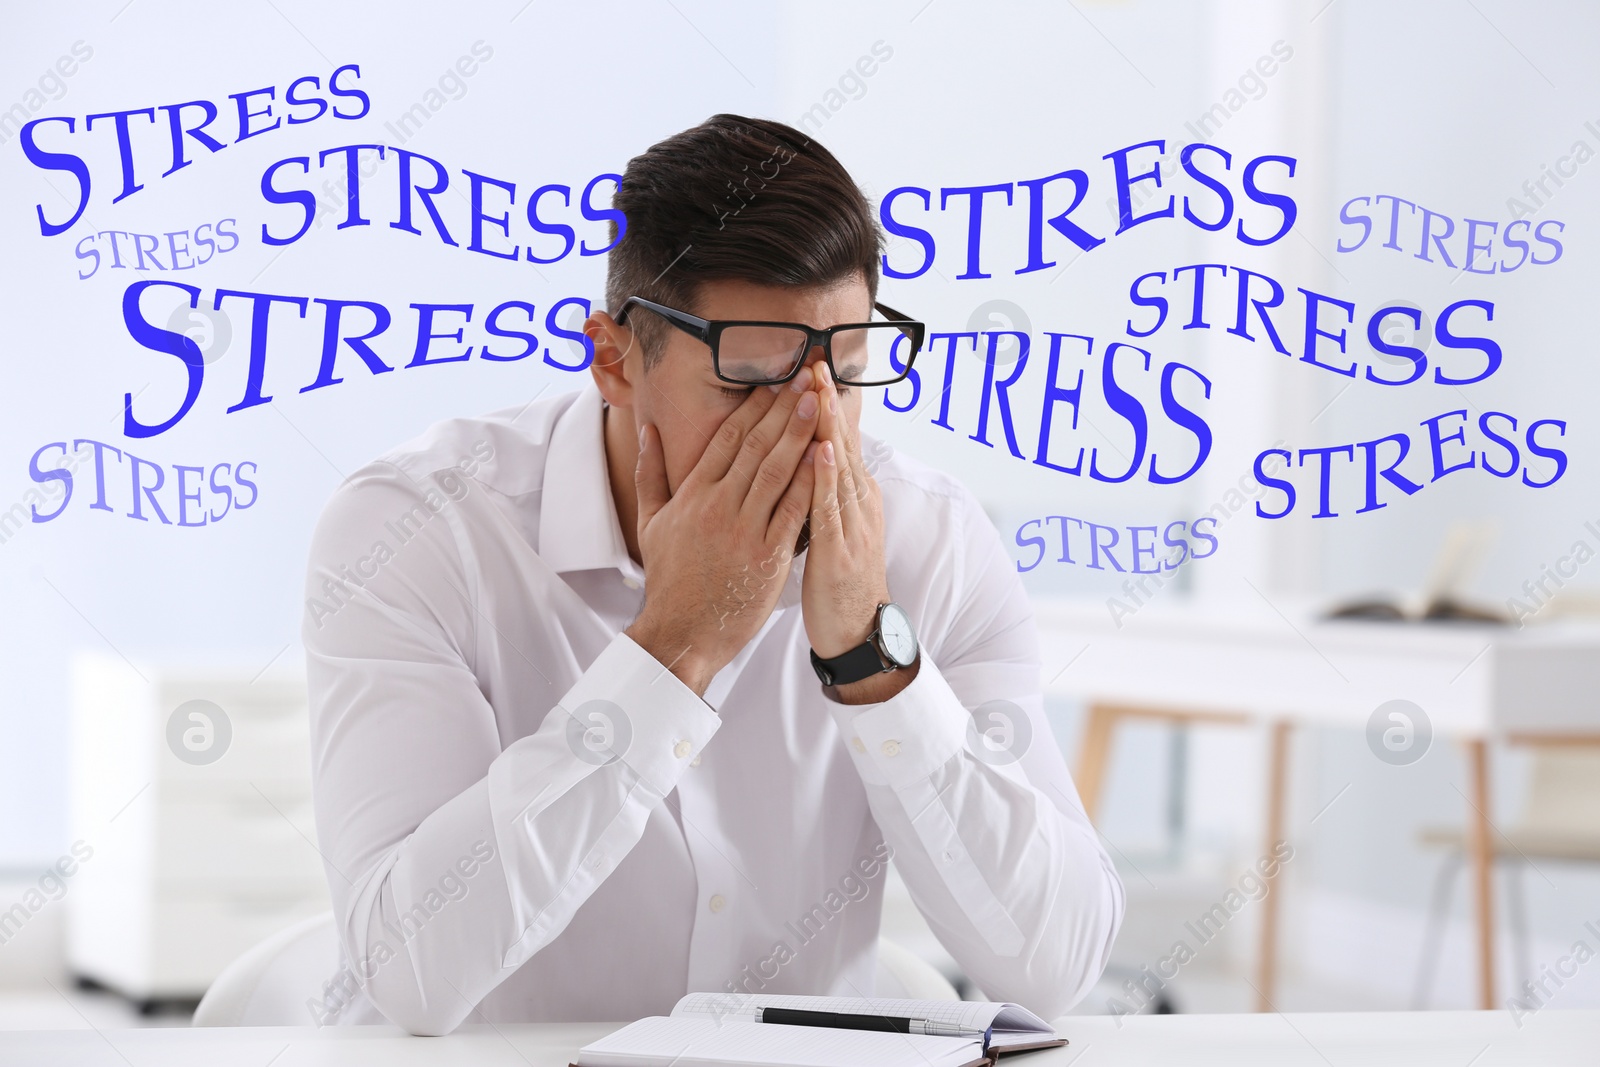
[302,114,1122,1034]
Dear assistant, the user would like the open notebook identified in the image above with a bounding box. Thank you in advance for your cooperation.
[572,992,1065,1067]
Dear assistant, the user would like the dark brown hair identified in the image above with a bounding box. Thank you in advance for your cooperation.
[606,114,883,370]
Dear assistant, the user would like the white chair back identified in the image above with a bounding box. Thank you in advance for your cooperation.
[191,911,340,1027]
[874,936,961,1000]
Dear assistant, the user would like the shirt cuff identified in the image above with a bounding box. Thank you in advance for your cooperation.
[827,652,971,791]
[563,630,723,796]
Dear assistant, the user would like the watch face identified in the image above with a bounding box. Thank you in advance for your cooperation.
[877,603,918,666]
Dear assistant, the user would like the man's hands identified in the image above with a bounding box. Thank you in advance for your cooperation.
[801,364,915,705]
[625,361,904,704]
[625,367,821,696]
[800,364,892,658]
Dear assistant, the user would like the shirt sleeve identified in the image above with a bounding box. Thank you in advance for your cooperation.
[823,488,1124,1019]
[302,461,720,1036]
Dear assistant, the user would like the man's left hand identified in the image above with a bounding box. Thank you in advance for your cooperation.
[802,364,915,703]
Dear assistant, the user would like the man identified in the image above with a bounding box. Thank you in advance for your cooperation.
[303,114,1122,1035]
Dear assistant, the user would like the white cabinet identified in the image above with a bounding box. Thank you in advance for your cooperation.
[66,653,330,1008]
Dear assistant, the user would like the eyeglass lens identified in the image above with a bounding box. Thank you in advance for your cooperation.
[717,323,916,385]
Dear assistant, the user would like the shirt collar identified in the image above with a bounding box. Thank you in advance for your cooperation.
[538,380,640,580]
[536,379,804,609]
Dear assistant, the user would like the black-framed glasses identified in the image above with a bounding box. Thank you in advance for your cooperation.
[615,296,925,387]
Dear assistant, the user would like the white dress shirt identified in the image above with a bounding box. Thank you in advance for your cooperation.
[301,379,1123,1035]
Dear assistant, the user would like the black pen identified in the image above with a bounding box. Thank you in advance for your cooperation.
[757,1007,975,1038]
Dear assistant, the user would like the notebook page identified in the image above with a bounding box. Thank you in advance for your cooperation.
[671,992,999,1033]
[577,1016,986,1067]
[990,1003,1057,1035]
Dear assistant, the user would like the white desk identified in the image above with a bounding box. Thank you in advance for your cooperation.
[2,1011,1594,1065]
[1034,597,1600,1011]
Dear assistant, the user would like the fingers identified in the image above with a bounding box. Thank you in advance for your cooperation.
[768,440,818,549]
[810,434,844,547]
[737,368,821,524]
[825,363,871,504]
[686,384,782,487]
[834,372,873,502]
[840,408,871,507]
[725,364,816,491]
[813,363,861,530]
[634,421,670,530]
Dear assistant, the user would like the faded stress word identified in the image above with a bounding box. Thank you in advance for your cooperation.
[1014,515,1218,574]
[74,218,240,279]
[25,438,258,527]
[1337,194,1564,273]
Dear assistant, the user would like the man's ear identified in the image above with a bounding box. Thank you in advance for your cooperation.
[586,311,638,407]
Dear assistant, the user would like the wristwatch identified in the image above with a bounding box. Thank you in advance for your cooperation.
[809,602,920,687]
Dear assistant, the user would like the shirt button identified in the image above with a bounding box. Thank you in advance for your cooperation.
[881,739,901,757]
[690,754,702,767]
[708,894,726,914]
[623,576,641,590]
[673,740,692,759]
[851,737,866,754]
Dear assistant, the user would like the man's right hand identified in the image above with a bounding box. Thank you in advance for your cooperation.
[624,366,821,696]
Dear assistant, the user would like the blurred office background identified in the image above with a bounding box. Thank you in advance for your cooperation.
[1,0,1597,1027]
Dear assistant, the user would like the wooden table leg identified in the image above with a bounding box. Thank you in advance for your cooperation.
[1465,738,1496,1009]
[1254,719,1291,1012]
[1075,704,1120,824]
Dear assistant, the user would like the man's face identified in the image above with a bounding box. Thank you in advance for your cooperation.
[633,275,870,501]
